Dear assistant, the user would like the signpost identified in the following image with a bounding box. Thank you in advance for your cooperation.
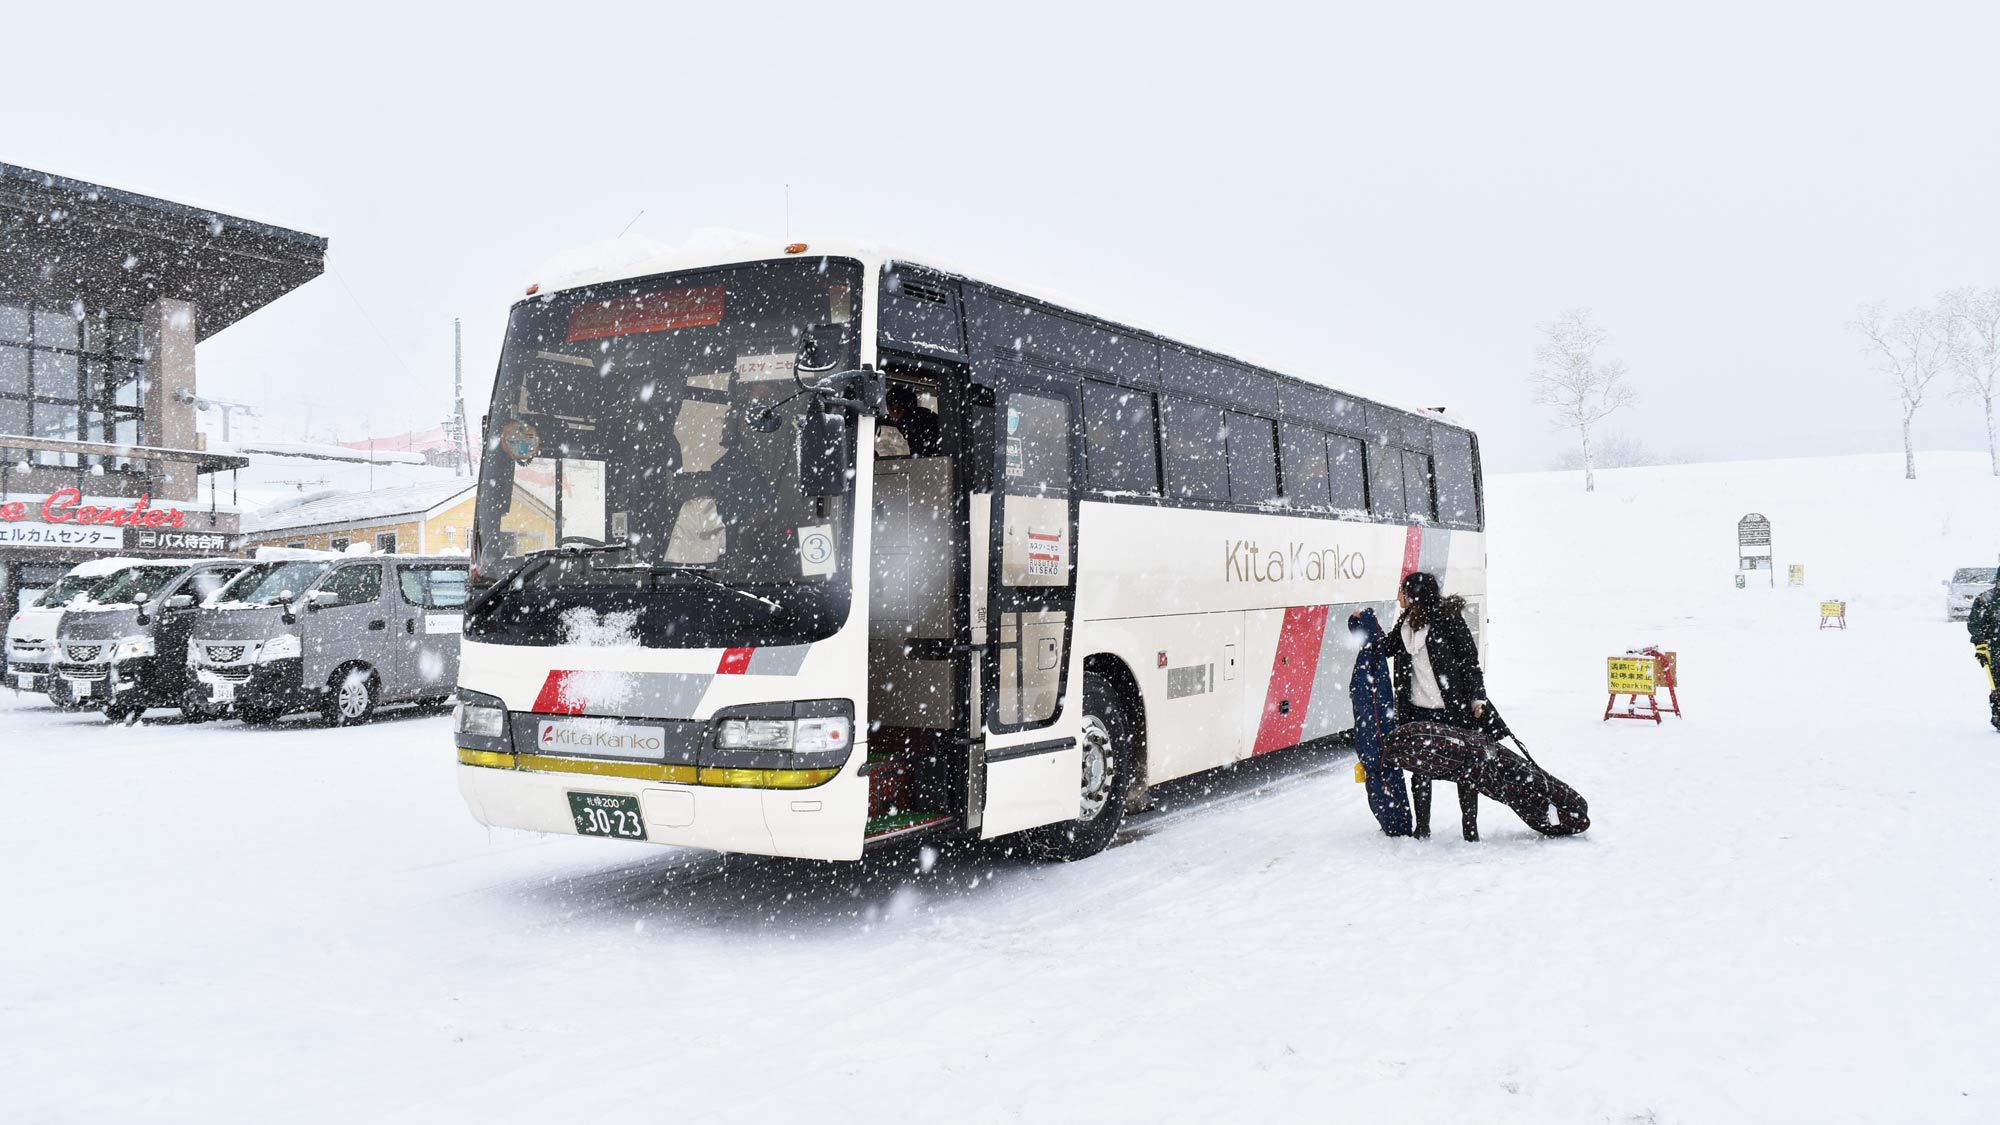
[1737,513,1773,587]
[1605,648,1682,724]
[1819,601,1847,630]
[1787,564,1805,588]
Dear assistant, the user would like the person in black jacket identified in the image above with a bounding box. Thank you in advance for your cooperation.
[1377,570,1501,840]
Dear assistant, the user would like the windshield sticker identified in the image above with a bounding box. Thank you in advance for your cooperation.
[499,420,541,464]
[1005,436,1025,478]
[829,283,853,324]
[566,285,726,343]
[797,524,835,577]
[734,352,794,383]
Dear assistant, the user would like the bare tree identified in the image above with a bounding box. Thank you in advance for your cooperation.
[1853,303,1950,480]
[1529,309,1637,492]
[1941,287,2000,477]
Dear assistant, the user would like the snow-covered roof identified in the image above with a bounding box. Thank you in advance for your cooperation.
[242,479,475,536]
[522,232,1470,432]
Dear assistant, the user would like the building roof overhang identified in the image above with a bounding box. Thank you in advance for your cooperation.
[0,162,327,339]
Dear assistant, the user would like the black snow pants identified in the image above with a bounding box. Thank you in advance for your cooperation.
[1403,706,1480,841]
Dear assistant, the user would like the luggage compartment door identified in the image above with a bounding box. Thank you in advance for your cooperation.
[979,382,1083,838]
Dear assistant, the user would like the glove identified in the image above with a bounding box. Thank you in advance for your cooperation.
[1354,761,1368,783]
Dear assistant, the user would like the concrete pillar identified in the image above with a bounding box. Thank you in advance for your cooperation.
[143,297,198,502]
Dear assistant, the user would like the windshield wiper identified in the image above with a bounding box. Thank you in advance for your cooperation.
[593,560,786,613]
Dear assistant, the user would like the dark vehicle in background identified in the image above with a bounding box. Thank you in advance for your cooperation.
[1946,567,1997,620]
[55,559,250,722]
[189,554,469,725]
[4,556,143,710]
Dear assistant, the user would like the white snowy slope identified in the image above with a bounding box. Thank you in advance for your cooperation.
[1,452,1996,1124]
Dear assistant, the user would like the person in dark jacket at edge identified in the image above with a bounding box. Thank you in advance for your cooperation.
[1346,607,1413,835]
[1970,574,2000,732]
[1377,570,1505,841]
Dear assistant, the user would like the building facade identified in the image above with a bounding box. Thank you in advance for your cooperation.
[238,480,477,557]
[0,162,324,615]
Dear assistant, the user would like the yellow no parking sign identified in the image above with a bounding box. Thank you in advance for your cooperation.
[1606,657,1657,695]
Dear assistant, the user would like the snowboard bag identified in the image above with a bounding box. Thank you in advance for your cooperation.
[1381,721,1590,837]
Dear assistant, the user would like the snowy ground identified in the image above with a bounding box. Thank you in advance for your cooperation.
[3,452,1997,1124]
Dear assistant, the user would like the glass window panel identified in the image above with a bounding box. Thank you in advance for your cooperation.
[1003,393,1070,494]
[33,309,79,350]
[83,359,108,403]
[1368,441,1404,520]
[110,318,144,359]
[33,401,79,466]
[1161,397,1228,501]
[1083,380,1159,494]
[34,352,79,401]
[1278,423,1331,509]
[1225,413,1279,504]
[0,398,27,437]
[1329,435,1369,512]
[0,306,30,344]
[112,363,144,409]
[0,345,26,395]
[319,564,383,606]
[80,315,107,354]
[1432,427,1481,530]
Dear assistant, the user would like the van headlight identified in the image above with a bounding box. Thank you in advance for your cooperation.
[114,635,156,660]
[714,714,851,754]
[259,634,302,662]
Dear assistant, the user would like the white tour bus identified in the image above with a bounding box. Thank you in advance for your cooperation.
[453,241,1484,862]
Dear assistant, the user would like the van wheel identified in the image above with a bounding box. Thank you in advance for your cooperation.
[322,666,378,726]
[102,699,143,724]
[1026,671,1133,862]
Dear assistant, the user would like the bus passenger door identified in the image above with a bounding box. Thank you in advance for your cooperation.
[978,383,1084,837]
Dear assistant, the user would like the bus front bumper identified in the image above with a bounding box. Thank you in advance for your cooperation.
[456,750,868,862]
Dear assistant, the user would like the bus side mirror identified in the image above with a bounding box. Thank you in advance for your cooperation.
[798,409,852,497]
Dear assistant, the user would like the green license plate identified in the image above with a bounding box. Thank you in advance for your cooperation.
[567,792,647,840]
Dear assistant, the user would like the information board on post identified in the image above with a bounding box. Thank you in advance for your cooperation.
[1607,657,1658,696]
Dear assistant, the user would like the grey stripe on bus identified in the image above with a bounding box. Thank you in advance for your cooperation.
[744,645,810,676]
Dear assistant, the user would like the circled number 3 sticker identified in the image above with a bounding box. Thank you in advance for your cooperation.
[797,525,835,577]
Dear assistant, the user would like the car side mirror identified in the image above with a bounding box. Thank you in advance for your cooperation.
[798,409,853,497]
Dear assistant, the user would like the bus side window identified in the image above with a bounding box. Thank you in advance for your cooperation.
[1083,380,1160,495]
[1161,396,1227,503]
[1328,434,1368,513]
[1401,449,1436,523]
[1279,423,1331,510]
[1432,427,1481,530]
[1226,413,1279,505]
[1368,440,1405,520]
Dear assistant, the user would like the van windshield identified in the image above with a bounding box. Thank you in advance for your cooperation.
[214,561,334,607]
[82,566,184,608]
[1953,568,1997,585]
[34,570,122,609]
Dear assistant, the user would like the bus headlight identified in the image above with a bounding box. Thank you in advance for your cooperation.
[454,688,512,752]
[794,716,851,754]
[259,633,302,662]
[114,635,156,661]
[716,718,795,750]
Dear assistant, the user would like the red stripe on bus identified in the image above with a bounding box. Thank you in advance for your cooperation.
[716,647,755,675]
[1401,525,1424,578]
[532,671,586,715]
[1252,605,1331,755]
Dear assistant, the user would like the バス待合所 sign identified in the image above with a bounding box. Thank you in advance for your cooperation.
[133,529,229,553]
[1607,656,1657,695]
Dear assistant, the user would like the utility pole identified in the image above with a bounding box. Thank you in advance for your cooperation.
[452,318,471,476]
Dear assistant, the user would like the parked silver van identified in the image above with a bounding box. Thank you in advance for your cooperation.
[54,558,252,722]
[188,554,469,725]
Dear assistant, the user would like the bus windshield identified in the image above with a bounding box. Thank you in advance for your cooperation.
[469,257,863,649]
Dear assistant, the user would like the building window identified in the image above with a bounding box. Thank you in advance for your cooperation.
[286,542,306,550]
[329,537,351,552]
[0,303,146,471]
[375,531,398,554]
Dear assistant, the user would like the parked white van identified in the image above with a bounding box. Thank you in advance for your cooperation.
[188,554,470,724]
[4,556,145,709]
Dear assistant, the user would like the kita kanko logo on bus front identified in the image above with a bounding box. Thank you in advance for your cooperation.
[1222,539,1367,584]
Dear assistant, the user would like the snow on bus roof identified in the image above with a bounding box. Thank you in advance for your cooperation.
[525,231,1474,433]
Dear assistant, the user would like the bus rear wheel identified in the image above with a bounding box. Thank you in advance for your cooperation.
[1027,671,1133,862]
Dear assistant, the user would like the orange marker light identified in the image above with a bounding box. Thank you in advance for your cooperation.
[785,243,809,254]
[525,283,540,296]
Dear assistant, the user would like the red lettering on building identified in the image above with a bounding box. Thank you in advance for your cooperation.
[7,490,188,529]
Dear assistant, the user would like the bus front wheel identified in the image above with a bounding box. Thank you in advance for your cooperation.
[1028,671,1132,862]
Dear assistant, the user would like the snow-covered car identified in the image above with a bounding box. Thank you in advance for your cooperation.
[187,555,468,725]
[4,556,146,709]
[55,559,251,722]
[1945,567,1997,620]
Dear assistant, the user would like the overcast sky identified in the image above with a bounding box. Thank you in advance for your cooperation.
[5,0,1996,471]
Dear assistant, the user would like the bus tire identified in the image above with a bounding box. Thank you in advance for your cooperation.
[322,665,378,726]
[1027,671,1132,862]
